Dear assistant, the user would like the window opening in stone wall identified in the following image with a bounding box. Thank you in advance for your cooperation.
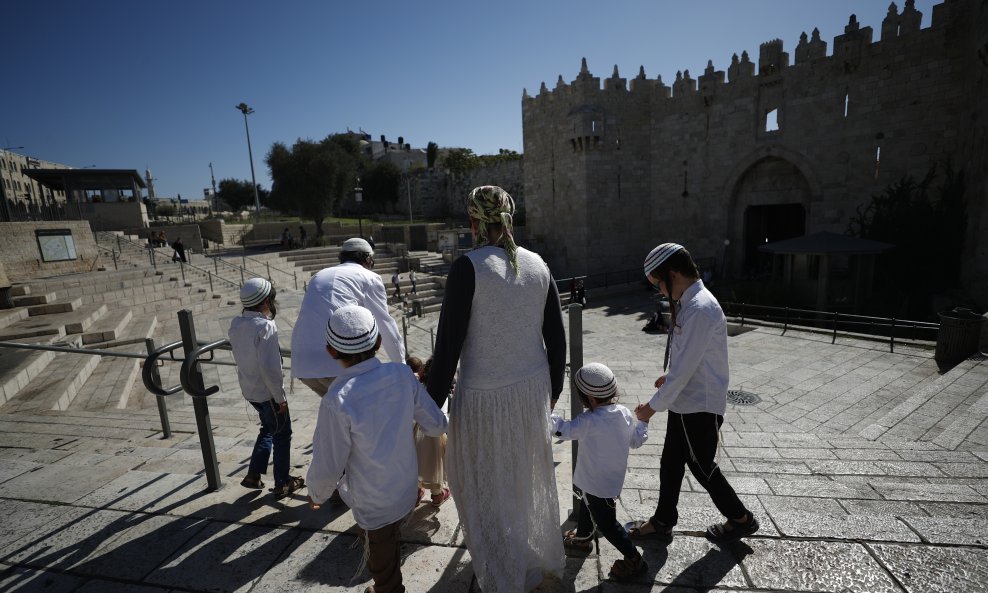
[844,93,849,117]
[874,146,881,179]
[765,108,779,132]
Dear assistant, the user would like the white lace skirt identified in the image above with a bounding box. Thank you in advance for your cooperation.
[446,369,565,593]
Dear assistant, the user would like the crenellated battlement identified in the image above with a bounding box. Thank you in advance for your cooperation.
[524,1,948,103]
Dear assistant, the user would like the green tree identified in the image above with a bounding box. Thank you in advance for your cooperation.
[216,178,270,212]
[361,161,401,206]
[441,148,479,176]
[426,141,439,169]
[848,161,965,318]
[265,134,366,237]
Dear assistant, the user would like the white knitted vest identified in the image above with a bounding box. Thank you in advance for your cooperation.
[458,246,552,390]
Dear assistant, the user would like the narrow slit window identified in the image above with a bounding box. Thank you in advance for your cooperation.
[844,93,849,117]
[874,146,881,179]
[765,108,779,132]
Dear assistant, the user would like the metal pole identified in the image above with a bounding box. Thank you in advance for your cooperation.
[567,303,584,519]
[146,337,171,439]
[111,249,118,270]
[214,258,218,276]
[177,310,222,490]
[401,313,409,356]
[208,271,214,293]
[240,268,245,286]
[180,260,186,283]
[293,271,298,290]
[237,103,262,224]
[266,262,271,281]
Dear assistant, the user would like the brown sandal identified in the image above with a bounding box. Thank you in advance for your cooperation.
[562,533,593,556]
[273,476,305,500]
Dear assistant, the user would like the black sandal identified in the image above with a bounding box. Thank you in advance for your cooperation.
[705,512,759,544]
[562,532,593,557]
[625,519,673,543]
[273,476,306,500]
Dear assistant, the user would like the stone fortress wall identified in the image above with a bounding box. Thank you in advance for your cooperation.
[522,0,988,304]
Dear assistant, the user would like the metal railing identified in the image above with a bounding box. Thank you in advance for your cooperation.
[721,302,939,353]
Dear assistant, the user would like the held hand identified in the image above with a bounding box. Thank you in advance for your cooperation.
[308,496,321,510]
[654,375,667,389]
[636,404,656,423]
[278,401,289,414]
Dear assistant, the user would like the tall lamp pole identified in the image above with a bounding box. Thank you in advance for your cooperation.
[354,182,363,239]
[235,103,262,224]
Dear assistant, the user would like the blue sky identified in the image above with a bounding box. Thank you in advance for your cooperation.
[2,1,936,202]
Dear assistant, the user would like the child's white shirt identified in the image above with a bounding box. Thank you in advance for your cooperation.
[228,311,286,404]
[550,404,648,499]
[307,357,448,530]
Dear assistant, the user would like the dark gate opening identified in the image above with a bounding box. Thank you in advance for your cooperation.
[744,204,805,276]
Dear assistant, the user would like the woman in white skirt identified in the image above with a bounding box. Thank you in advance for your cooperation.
[427,186,567,593]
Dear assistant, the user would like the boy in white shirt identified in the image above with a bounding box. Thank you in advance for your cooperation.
[307,305,447,593]
[228,278,305,499]
[550,363,649,582]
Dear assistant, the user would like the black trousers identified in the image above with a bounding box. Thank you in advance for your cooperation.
[575,488,639,559]
[649,411,747,529]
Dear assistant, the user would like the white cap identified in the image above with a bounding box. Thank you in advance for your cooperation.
[240,277,272,308]
[643,243,684,277]
[575,363,617,399]
[341,238,373,254]
[326,305,379,354]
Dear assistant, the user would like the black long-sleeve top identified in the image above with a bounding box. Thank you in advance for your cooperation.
[426,254,567,409]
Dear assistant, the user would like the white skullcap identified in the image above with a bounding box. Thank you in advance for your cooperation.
[575,362,617,399]
[240,277,272,308]
[326,305,379,354]
[643,243,684,277]
[341,238,373,254]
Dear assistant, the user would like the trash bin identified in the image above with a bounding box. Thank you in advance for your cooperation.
[935,307,984,372]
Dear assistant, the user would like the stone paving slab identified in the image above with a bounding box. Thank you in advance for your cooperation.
[742,539,901,592]
[869,543,988,593]
[0,565,89,592]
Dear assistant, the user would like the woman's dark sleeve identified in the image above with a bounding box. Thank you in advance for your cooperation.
[426,255,474,408]
[543,275,566,400]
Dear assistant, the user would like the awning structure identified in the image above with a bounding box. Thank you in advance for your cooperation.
[758,231,894,255]
[24,169,146,191]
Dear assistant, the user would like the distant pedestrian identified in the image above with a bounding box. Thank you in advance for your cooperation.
[577,279,587,307]
[629,243,759,545]
[409,269,417,294]
[298,225,307,248]
[391,271,402,300]
[171,237,186,262]
[229,278,305,499]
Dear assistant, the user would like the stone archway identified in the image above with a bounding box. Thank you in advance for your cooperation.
[725,154,814,276]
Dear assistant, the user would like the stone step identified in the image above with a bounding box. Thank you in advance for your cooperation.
[9,285,31,297]
[1,349,101,412]
[0,335,63,406]
[0,307,29,331]
[28,297,83,316]
[932,386,988,450]
[81,308,134,345]
[0,317,67,341]
[86,312,158,349]
[12,292,56,307]
[1,302,107,340]
[70,344,147,411]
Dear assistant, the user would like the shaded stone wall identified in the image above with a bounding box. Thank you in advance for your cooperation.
[523,0,987,304]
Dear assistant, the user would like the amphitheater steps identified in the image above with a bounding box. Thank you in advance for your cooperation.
[0,335,64,406]
[81,308,134,345]
[12,292,55,307]
[69,315,158,411]
[1,349,101,412]
[0,302,109,340]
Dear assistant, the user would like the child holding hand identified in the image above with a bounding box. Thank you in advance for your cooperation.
[550,363,649,581]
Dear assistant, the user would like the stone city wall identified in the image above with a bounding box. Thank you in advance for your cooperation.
[0,221,99,282]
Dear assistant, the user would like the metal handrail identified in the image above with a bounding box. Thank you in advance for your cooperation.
[181,338,230,397]
[141,340,185,396]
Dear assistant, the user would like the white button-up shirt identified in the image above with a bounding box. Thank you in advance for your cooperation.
[291,262,406,380]
[551,404,648,498]
[647,280,730,416]
[228,311,286,404]
[306,357,448,530]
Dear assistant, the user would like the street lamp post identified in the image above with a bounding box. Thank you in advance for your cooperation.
[354,183,363,239]
[235,103,262,224]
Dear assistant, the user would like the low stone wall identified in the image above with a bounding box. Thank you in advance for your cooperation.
[0,221,99,282]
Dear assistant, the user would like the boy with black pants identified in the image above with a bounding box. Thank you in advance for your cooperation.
[632,243,759,544]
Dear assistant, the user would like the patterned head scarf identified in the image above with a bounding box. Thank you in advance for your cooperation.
[467,185,518,271]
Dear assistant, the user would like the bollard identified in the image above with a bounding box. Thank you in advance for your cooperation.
[294,271,298,290]
[177,310,222,490]
[146,337,172,439]
[566,303,584,519]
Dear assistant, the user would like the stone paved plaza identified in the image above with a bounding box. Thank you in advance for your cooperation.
[1,286,986,593]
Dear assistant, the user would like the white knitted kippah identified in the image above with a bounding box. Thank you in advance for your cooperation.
[326,305,379,354]
[643,243,684,277]
[341,237,373,254]
[240,277,272,308]
[575,362,617,399]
